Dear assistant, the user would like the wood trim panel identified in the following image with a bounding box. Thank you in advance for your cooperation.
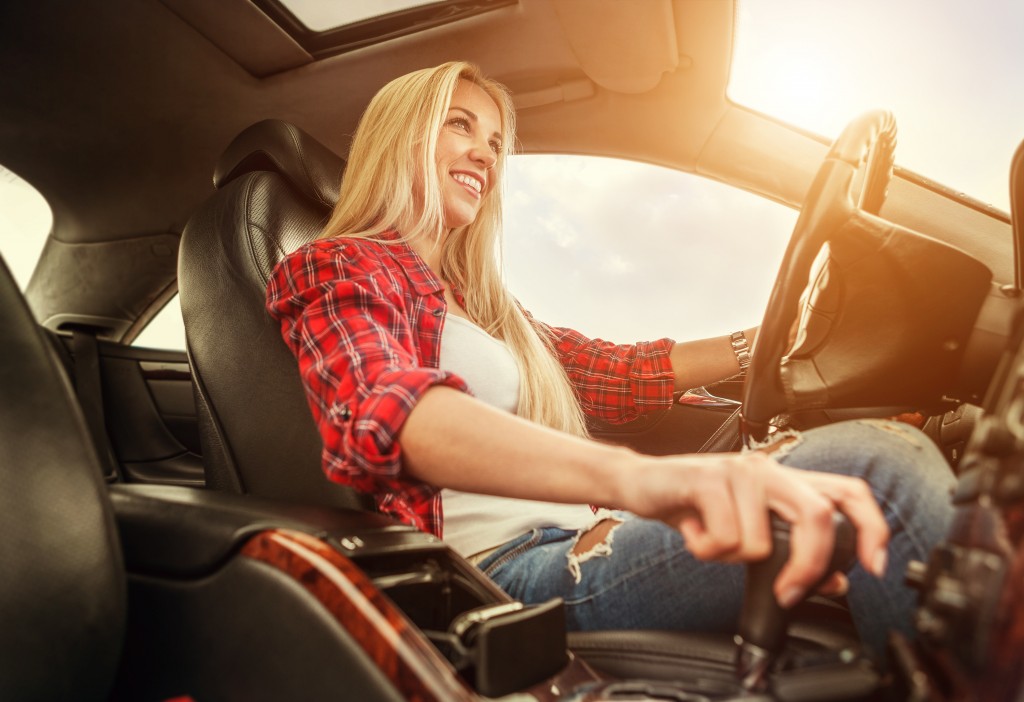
[241,528,476,702]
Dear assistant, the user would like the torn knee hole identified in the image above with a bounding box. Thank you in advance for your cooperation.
[749,430,803,459]
[572,518,622,556]
[567,518,623,584]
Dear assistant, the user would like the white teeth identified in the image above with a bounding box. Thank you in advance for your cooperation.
[452,172,482,193]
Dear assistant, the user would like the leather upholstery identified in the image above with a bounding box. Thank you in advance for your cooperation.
[110,483,418,578]
[179,119,366,509]
[212,119,343,206]
[0,241,410,699]
[0,254,126,700]
[108,484,419,701]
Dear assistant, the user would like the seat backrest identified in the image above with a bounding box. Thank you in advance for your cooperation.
[0,254,126,700]
[179,119,366,510]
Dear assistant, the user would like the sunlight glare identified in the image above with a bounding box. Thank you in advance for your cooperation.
[731,0,1023,211]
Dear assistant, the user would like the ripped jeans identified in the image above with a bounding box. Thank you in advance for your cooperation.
[475,419,956,659]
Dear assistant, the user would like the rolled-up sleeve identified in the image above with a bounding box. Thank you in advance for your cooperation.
[530,316,675,423]
[267,242,468,496]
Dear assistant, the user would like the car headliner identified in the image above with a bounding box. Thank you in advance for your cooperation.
[0,0,1012,341]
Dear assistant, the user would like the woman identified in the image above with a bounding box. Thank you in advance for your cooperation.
[266,61,953,656]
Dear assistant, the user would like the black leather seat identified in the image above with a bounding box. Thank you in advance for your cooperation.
[0,249,422,700]
[0,256,125,700]
[179,119,366,510]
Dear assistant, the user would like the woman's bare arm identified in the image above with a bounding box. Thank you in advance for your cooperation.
[669,326,758,391]
[399,384,888,608]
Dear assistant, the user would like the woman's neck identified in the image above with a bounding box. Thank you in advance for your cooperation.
[407,229,450,278]
[407,230,471,319]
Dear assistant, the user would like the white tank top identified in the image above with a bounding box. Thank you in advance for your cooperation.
[437,314,595,557]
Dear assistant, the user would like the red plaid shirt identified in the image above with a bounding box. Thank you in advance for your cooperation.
[266,235,676,537]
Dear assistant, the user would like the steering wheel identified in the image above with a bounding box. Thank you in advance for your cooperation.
[742,111,897,443]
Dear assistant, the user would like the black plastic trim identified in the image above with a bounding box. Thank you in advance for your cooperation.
[110,484,424,578]
[722,100,1011,223]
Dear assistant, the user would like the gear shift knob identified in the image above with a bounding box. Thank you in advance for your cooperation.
[735,511,857,691]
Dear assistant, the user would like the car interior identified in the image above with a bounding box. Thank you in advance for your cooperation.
[2,0,1023,700]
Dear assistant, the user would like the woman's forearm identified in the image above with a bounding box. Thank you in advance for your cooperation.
[670,326,758,391]
[398,385,636,505]
[396,382,889,607]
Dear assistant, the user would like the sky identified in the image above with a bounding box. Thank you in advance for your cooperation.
[502,156,798,343]
[2,0,1021,349]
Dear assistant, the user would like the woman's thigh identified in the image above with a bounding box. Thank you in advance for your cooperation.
[763,419,956,648]
[482,419,955,654]
[483,518,747,633]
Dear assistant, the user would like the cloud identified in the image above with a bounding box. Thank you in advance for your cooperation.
[600,253,634,276]
[503,154,797,343]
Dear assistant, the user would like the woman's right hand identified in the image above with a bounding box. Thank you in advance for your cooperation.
[401,387,888,608]
[618,451,889,608]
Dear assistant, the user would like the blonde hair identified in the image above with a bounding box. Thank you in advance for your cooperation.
[320,61,587,437]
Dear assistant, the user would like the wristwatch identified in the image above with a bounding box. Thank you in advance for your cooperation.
[730,331,752,370]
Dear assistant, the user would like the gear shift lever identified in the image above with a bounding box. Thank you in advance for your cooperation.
[735,512,857,691]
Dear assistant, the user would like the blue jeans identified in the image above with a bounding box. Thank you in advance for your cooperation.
[475,419,955,659]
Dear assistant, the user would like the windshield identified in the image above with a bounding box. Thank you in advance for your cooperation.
[731,0,1022,212]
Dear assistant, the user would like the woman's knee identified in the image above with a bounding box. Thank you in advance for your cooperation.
[771,419,951,478]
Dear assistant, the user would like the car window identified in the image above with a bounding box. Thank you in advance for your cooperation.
[0,166,52,291]
[132,155,796,350]
[132,293,187,349]
[503,155,797,344]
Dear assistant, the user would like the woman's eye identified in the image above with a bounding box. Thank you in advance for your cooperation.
[489,140,502,154]
[448,117,470,130]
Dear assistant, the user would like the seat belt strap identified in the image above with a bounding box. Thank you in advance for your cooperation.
[71,330,122,482]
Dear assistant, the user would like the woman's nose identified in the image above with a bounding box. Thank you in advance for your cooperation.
[471,140,497,169]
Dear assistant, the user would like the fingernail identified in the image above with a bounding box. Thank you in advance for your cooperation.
[872,549,888,577]
[778,586,803,609]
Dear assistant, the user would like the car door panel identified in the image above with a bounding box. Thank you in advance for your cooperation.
[589,379,745,455]
[59,335,205,486]
[98,346,204,486]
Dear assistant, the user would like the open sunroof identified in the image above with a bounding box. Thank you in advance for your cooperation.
[278,0,437,32]
[255,0,517,59]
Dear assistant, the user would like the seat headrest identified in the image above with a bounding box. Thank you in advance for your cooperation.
[213,119,345,207]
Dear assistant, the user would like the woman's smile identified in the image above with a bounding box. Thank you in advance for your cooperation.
[436,79,501,229]
[451,170,483,198]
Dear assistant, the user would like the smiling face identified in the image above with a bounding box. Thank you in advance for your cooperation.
[436,80,503,231]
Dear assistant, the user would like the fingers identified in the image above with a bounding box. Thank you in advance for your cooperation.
[685,465,741,559]
[797,471,889,577]
[672,456,771,563]
[769,482,836,607]
[644,452,889,612]
[727,458,773,561]
[817,571,849,598]
[767,465,889,607]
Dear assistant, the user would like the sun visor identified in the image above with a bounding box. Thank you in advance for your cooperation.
[552,0,678,93]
